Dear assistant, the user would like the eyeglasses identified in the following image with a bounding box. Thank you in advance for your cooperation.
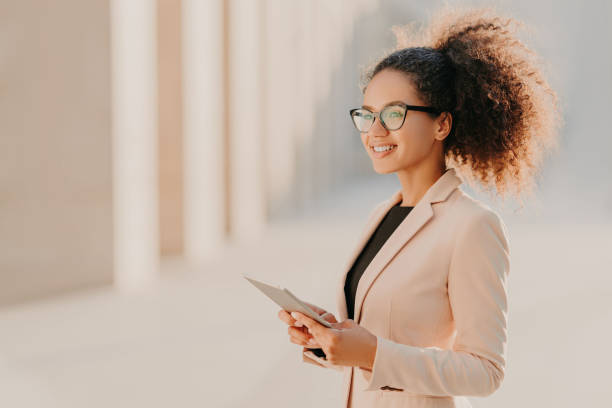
[349,102,441,133]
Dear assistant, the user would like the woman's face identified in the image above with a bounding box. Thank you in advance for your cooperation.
[360,69,442,174]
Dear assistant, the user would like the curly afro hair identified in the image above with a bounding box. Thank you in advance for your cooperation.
[359,4,564,204]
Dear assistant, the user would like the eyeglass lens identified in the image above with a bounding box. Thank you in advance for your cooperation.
[351,105,406,132]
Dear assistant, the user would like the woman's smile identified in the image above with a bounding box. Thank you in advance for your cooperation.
[370,144,398,159]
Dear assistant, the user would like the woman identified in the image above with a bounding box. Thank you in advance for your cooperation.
[278,5,561,408]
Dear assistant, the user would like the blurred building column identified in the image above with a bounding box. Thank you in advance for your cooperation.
[158,0,184,257]
[182,0,227,262]
[0,0,114,306]
[262,0,300,218]
[311,1,336,198]
[110,0,159,289]
[292,1,317,209]
[227,0,267,242]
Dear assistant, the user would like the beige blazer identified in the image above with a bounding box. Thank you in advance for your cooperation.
[301,167,511,408]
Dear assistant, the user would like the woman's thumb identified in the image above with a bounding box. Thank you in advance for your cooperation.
[321,312,338,324]
[332,319,355,329]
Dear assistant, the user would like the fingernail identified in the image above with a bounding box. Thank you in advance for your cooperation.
[291,312,298,319]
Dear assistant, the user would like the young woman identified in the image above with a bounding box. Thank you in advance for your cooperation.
[278,5,561,408]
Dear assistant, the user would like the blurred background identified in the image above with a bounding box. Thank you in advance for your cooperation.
[0,0,610,407]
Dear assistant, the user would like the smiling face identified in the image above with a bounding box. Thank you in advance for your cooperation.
[360,68,448,174]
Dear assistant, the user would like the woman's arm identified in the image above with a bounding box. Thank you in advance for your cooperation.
[357,209,510,397]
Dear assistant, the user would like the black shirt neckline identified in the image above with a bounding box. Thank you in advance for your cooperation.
[390,201,414,210]
[343,199,414,320]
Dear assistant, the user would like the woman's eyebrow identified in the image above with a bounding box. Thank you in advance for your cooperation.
[361,100,405,110]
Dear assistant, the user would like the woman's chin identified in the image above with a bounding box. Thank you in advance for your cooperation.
[372,163,397,174]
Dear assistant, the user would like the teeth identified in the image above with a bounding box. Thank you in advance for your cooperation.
[373,145,396,152]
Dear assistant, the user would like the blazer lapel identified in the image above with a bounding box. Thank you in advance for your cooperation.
[335,194,399,322]
[336,168,463,324]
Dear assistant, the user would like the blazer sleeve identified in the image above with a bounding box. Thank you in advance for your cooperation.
[357,209,511,396]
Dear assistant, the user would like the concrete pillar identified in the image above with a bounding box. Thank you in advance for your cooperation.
[293,1,317,209]
[158,0,184,257]
[182,0,227,262]
[110,0,159,289]
[227,0,267,241]
[261,0,300,218]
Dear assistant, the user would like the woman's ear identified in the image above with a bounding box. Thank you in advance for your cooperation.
[434,112,452,141]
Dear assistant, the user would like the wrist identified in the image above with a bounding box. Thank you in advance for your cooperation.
[362,333,378,370]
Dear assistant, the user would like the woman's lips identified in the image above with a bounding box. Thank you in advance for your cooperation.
[370,144,397,159]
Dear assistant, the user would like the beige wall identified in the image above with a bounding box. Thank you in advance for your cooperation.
[0,0,385,306]
[0,0,113,305]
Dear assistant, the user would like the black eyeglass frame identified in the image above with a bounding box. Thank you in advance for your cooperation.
[349,103,442,133]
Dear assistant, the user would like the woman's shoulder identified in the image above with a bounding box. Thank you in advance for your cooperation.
[449,187,504,220]
[449,187,510,244]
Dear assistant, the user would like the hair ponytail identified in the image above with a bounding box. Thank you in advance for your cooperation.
[360,5,563,203]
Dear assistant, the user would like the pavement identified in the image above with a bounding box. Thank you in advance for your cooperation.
[0,176,610,407]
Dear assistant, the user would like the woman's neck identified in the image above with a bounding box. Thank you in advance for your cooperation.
[395,164,445,206]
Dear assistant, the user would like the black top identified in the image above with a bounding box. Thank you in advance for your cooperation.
[307,201,414,360]
[344,201,414,320]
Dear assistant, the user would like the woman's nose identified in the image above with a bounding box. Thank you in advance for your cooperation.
[368,116,389,136]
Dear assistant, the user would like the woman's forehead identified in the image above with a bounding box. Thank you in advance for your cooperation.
[363,71,421,109]
[361,100,406,110]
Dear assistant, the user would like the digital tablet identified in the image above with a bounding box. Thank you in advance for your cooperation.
[242,274,333,328]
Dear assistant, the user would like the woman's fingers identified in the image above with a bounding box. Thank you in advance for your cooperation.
[289,329,319,347]
[291,312,326,339]
[290,335,319,347]
[279,305,334,328]
[280,309,322,347]
[288,325,313,344]
[321,312,338,324]
[278,309,297,326]
[293,338,320,347]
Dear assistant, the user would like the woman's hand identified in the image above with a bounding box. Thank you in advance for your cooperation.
[277,301,338,348]
[290,311,378,370]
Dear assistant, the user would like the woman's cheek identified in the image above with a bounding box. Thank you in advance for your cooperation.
[360,135,368,152]
[399,130,427,158]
